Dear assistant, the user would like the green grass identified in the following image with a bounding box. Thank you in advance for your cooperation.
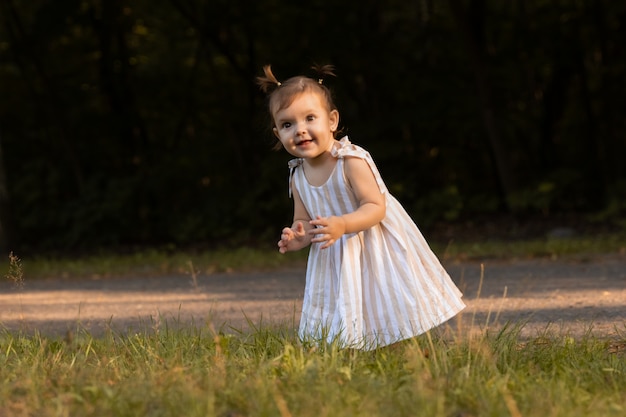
[1,235,625,416]
[433,232,626,261]
[0,246,309,281]
[1,232,625,280]
[0,324,624,417]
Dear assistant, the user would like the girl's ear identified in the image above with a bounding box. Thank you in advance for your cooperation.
[272,126,279,138]
[329,109,339,132]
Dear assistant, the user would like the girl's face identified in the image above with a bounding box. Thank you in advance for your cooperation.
[272,92,339,161]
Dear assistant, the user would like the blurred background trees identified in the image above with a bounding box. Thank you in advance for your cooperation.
[0,0,624,253]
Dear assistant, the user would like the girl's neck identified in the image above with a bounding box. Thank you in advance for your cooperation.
[302,139,338,186]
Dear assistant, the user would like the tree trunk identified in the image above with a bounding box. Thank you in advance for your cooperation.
[448,0,516,211]
[90,0,150,164]
[0,129,12,252]
[575,20,606,208]
[1,0,85,194]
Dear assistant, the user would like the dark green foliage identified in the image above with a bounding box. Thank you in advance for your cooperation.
[0,1,625,251]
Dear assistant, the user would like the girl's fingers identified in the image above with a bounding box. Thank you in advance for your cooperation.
[320,239,334,249]
[309,216,326,226]
[311,234,331,243]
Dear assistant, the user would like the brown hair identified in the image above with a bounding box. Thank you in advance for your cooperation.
[257,64,338,126]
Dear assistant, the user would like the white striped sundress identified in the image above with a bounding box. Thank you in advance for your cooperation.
[288,136,465,349]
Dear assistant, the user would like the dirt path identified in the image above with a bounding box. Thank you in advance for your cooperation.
[1,254,624,340]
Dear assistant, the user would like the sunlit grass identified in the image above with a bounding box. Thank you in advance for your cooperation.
[1,232,625,416]
[0,323,624,417]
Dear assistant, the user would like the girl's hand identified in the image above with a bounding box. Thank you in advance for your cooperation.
[309,215,346,249]
[278,222,307,253]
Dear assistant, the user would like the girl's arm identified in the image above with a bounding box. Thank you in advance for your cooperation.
[309,156,386,249]
[278,184,314,253]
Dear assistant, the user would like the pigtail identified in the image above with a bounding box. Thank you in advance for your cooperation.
[311,64,336,84]
[256,65,282,93]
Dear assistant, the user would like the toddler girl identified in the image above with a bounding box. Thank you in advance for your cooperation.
[258,65,465,349]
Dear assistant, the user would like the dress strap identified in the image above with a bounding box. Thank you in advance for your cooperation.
[331,136,388,194]
[287,158,303,198]
[285,137,387,197]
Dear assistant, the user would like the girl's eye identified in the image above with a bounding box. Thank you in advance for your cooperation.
[282,122,291,129]
[307,115,315,121]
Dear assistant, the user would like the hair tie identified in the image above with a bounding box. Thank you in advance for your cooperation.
[318,79,323,85]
